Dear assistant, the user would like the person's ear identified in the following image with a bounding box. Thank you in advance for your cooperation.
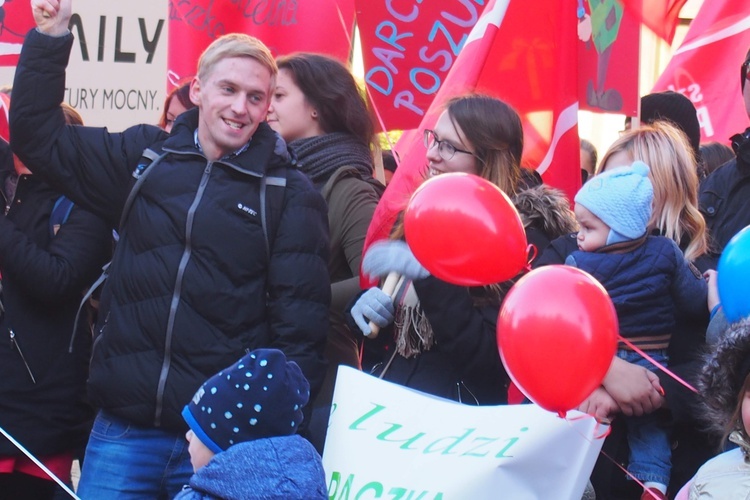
[189,78,201,107]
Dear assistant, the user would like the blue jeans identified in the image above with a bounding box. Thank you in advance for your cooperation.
[617,349,672,485]
[77,411,193,499]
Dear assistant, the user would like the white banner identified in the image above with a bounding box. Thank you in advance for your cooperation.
[0,0,168,131]
[323,367,606,500]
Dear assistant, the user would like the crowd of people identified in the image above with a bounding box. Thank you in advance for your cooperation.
[1,0,750,499]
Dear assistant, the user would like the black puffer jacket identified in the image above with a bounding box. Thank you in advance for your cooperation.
[10,29,331,432]
[699,154,750,264]
[0,146,110,456]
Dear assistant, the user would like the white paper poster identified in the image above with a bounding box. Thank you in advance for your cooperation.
[323,366,607,500]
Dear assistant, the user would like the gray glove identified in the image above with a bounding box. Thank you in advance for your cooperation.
[351,287,395,337]
[363,240,429,281]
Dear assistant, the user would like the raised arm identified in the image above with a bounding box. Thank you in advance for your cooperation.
[32,0,73,37]
[10,6,165,227]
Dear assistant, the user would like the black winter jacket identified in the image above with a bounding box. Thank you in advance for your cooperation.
[0,146,110,456]
[10,29,331,432]
[699,154,750,263]
[566,236,707,349]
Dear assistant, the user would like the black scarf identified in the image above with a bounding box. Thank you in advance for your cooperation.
[289,132,373,183]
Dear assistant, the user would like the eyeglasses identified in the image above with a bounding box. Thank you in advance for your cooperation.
[423,129,478,162]
[742,59,750,92]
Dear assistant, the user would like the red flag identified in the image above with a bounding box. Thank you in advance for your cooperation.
[651,0,750,144]
[362,0,580,285]
[620,0,688,43]
[167,0,356,88]
[0,1,35,66]
[0,92,9,143]
[356,0,489,131]
[577,0,641,116]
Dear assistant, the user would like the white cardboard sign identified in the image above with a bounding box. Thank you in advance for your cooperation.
[323,366,606,500]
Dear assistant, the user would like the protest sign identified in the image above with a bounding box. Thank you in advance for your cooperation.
[323,366,606,500]
[0,0,168,130]
[652,0,750,143]
[168,0,355,88]
[356,0,488,131]
[362,0,581,267]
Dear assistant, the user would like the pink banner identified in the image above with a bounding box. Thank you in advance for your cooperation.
[0,1,35,66]
[168,0,355,87]
[652,0,750,144]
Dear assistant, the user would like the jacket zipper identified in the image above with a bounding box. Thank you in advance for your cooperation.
[9,330,36,384]
[153,161,213,426]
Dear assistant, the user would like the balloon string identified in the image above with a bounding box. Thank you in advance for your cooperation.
[562,414,652,495]
[566,412,612,439]
[524,244,538,271]
[617,337,698,394]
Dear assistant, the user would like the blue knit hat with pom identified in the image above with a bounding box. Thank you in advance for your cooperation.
[182,348,310,453]
[575,161,653,245]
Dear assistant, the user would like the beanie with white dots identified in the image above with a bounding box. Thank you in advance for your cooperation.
[182,348,310,453]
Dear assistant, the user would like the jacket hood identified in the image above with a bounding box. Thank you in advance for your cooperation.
[182,435,327,500]
[699,318,750,436]
[513,184,578,241]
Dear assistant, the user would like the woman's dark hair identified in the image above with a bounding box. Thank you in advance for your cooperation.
[699,141,734,178]
[159,81,194,129]
[276,53,374,146]
[723,373,750,446]
[444,94,523,197]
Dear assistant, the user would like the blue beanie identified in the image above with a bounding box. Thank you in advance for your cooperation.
[575,161,653,244]
[182,348,310,454]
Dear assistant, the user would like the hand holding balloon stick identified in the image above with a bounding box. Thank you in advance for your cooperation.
[358,172,531,340]
[367,272,400,339]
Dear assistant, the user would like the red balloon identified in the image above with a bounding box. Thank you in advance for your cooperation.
[497,266,618,417]
[404,173,528,286]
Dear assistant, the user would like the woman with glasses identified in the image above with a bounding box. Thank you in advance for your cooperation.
[349,94,575,406]
[266,52,384,452]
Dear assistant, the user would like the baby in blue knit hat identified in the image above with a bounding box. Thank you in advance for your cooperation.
[574,161,653,250]
[566,162,707,499]
[175,348,327,500]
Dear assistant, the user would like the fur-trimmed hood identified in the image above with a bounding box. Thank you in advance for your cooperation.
[513,184,578,241]
[699,318,750,437]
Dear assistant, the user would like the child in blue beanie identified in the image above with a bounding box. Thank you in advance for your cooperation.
[175,348,327,500]
[567,162,707,500]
